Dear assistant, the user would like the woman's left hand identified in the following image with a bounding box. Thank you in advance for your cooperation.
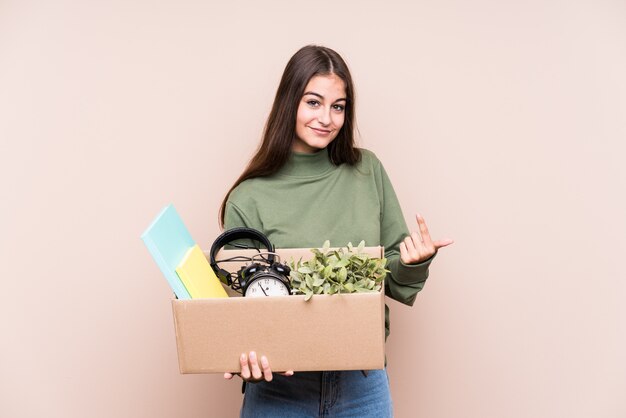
[400,213,454,264]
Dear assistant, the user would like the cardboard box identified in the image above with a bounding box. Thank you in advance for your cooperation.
[171,247,385,374]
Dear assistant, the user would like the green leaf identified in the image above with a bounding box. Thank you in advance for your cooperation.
[337,267,347,283]
[312,276,325,287]
[305,274,314,288]
[336,257,349,268]
[298,266,313,274]
[323,265,333,278]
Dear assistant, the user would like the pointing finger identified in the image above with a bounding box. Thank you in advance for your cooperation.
[416,214,432,245]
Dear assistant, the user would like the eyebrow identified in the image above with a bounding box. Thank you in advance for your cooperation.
[303,91,347,103]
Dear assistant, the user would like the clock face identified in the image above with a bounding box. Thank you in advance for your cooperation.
[244,276,291,297]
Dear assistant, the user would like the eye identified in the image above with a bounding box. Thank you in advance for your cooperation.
[306,100,320,107]
[332,104,345,112]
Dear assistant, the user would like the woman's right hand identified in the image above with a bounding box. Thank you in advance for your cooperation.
[223,351,294,383]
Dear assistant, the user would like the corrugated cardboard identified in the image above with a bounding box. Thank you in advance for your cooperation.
[171,246,385,374]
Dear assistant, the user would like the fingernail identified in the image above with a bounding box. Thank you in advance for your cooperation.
[261,356,269,367]
[249,351,256,360]
[241,353,246,362]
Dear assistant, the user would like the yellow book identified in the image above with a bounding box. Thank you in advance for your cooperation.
[175,245,229,298]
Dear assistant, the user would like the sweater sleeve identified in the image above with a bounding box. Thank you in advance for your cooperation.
[375,156,435,307]
[224,185,266,232]
[224,201,251,230]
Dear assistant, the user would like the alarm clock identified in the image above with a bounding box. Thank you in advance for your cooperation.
[209,227,291,297]
[237,260,291,297]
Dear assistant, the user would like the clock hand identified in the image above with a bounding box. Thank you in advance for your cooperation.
[258,282,268,296]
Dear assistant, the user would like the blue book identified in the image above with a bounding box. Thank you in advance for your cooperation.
[141,204,195,299]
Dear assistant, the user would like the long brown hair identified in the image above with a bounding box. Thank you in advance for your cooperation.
[219,45,361,228]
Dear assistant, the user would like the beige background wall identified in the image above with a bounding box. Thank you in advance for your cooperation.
[1,1,624,417]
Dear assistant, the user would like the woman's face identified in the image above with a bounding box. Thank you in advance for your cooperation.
[293,74,346,153]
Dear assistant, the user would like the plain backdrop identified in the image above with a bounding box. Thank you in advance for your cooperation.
[1,1,625,417]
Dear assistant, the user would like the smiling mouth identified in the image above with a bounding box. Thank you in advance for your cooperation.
[309,126,332,134]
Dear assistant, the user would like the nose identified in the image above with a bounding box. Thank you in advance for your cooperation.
[317,107,331,126]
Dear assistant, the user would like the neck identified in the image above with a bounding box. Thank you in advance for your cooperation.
[279,148,334,177]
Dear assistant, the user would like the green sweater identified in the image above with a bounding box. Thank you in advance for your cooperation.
[224,148,434,339]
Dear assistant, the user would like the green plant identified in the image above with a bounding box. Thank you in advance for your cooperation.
[288,240,389,301]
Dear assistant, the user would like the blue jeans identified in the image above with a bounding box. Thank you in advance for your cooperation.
[240,369,393,417]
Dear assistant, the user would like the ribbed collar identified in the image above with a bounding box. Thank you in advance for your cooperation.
[278,148,335,178]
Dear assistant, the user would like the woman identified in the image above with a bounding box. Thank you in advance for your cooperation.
[220,45,452,417]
